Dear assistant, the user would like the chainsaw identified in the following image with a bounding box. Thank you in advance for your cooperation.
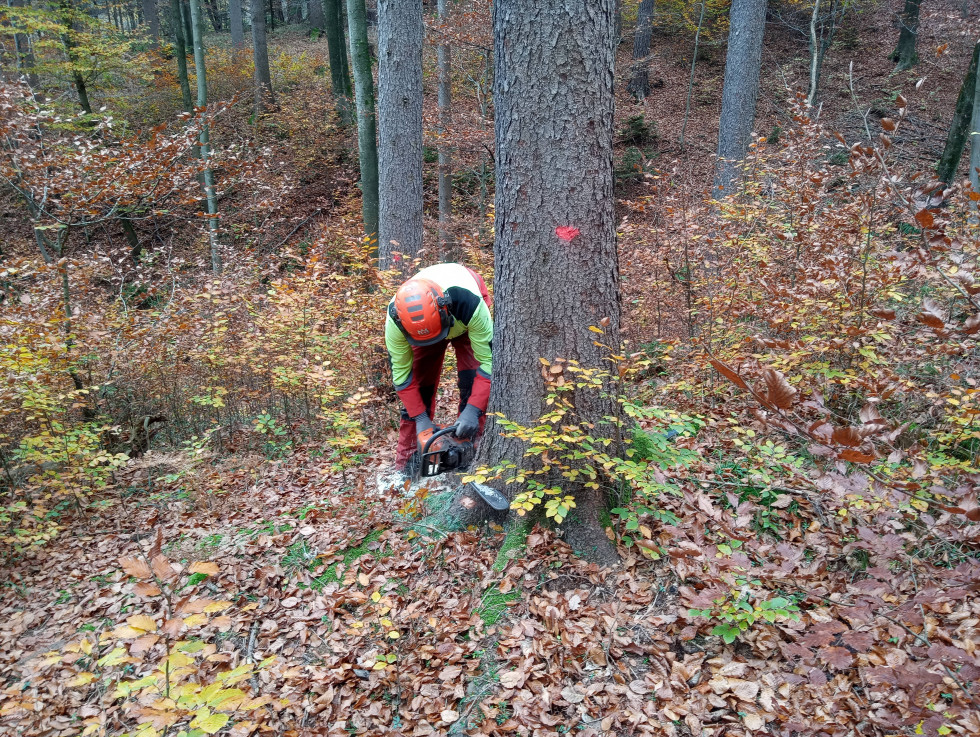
[417,424,509,511]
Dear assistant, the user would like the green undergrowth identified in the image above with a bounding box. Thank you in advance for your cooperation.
[282,528,387,590]
[477,587,520,626]
[493,517,531,572]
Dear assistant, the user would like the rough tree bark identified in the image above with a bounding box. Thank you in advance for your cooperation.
[325,0,352,123]
[251,0,275,114]
[626,0,654,101]
[437,0,452,254]
[346,0,379,245]
[713,0,768,197]
[189,0,220,273]
[937,40,979,184]
[142,0,160,45]
[229,0,245,48]
[169,0,193,112]
[377,0,423,268]
[891,0,921,71]
[474,0,621,565]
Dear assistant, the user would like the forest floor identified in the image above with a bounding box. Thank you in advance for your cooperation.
[0,437,899,737]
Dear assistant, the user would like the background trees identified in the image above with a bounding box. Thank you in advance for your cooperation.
[714,0,768,194]
[347,0,379,242]
[251,0,274,113]
[376,0,423,268]
[1,6,979,735]
[891,0,922,70]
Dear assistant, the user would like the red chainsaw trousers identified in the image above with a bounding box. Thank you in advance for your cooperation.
[395,268,491,469]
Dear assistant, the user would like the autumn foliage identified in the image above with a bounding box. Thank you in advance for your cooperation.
[1,7,979,737]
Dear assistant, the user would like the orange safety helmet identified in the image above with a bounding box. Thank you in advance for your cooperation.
[391,277,453,346]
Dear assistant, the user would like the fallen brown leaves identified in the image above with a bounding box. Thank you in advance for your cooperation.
[2,440,979,737]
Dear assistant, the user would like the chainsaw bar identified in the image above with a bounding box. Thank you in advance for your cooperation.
[466,482,510,511]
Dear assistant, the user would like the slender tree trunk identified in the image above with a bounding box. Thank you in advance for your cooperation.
[626,0,654,101]
[325,0,352,123]
[891,0,921,71]
[377,0,423,268]
[189,0,221,273]
[713,0,768,196]
[970,49,980,211]
[680,0,705,149]
[437,0,452,254]
[308,0,325,33]
[251,0,275,114]
[142,0,160,45]
[181,0,194,54]
[937,41,979,184]
[347,0,379,245]
[229,0,245,47]
[478,0,621,565]
[268,0,275,29]
[171,0,193,112]
[59,0,93,114]
[806,0,822,105]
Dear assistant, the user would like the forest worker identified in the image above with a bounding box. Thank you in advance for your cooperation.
[385,262,493,472]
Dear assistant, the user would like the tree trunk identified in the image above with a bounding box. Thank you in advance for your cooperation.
[189,0,221,273]
[626,0,654,101]
[170,0,193,112]
[308,0,325,33]
[480,0,621,565]
[268,0,275,29]
[229,0,245,47]
[142,0,160,45]
[251,0,275,114]
[970,47,980,211]
[325,0,352,123]
[59,0,94,114]
[937,41,979,184]
[347,0,379,245]
[713,0,767,197]
[806,0,822,106]
[437,0,452,255]
[377,0,423,268]
[891,0,921,71]
[181,0,194,54]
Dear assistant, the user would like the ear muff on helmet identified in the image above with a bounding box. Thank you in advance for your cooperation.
[392,278,454,346]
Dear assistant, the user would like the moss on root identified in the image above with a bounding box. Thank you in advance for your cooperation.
[492,516,531,572]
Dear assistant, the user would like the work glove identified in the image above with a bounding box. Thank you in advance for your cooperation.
[455,403,481,440]
[414,412,435,447]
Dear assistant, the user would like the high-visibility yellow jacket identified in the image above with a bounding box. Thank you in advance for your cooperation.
[384,263,493,418]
